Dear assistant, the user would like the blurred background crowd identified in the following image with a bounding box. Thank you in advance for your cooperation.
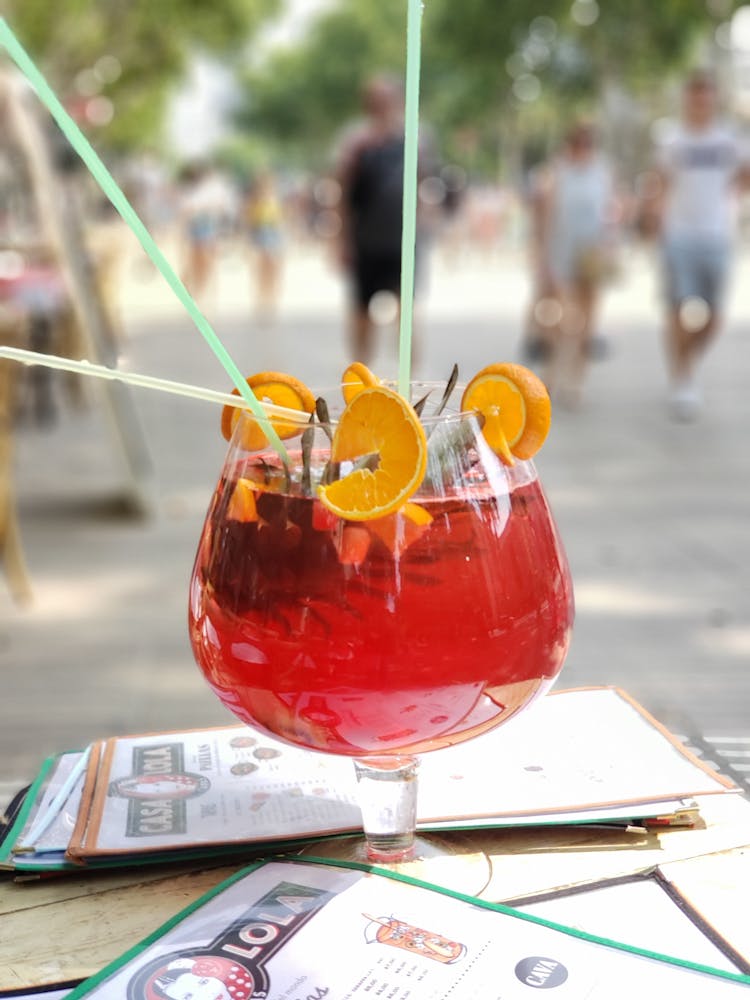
[2,0,750,787]
[4,0,750,405]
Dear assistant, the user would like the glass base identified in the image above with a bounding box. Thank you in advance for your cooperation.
[353,756,420,863]
[297,832,492,897]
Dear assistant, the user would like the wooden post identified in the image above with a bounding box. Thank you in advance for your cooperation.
[1,67,154,515]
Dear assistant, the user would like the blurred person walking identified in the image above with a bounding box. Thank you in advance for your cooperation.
[123,151,172,237]
[244,170,285,325]
[335,73,438,366]
[177,160,236,307]
[527,122,619,408]
[652,69,750,421]
[521,156,561,368]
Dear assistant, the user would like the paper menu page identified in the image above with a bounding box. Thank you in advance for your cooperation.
[70,687,735,858]
[415,687,733,821]
[65,859,750,999]
[514,876,747,976]
[423,798,698,830]
[73,727,361,856]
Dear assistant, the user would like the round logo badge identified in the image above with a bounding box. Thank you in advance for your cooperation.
[514,956,569,989]
[129,953,255,1000]
[109,772,211,800]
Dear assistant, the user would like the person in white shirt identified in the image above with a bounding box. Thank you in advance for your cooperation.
[529,121,619,407]
[177,161,237,304]
[655,69,750,420]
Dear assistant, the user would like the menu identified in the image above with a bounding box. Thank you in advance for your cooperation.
[0,687,737,874]
[60,858,750,997]
[512,872,750,977]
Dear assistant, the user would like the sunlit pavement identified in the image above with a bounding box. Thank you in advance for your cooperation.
[2,232,749,794]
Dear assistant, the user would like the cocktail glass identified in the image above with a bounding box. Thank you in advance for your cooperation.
[188,382,574,863]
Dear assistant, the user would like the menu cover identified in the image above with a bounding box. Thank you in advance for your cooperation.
[0,687,737,874]
[59,857,750,997]
[509,870,750,978]
[0,988,79,999]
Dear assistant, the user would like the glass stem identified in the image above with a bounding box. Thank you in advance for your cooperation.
[353,756,419,862]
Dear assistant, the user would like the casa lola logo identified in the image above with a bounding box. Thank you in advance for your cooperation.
[133,954,258,1000]
[107,741,211,838]
[109,772,210,800]
[126,879,334,1000]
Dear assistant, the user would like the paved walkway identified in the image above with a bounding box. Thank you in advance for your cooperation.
[2,234,749,795]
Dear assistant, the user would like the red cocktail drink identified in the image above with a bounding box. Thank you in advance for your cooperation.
[189,376,573,862]
[189,453,573,758]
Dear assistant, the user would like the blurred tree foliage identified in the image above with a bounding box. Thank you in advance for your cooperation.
[5,0,743,171]
[2,0,280,150]
[234,0,409,165]
[235,0,743,177]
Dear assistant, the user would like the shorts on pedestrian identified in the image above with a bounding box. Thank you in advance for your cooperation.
[662,236,730,310]
[251,224,283,254]
[352,250,402,308]
[188,214,219,245]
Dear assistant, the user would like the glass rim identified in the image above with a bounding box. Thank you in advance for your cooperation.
[231,380,478,432]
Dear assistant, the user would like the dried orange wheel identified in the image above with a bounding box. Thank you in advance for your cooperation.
[461,362,551,466]
[341,361,380,403]
[221,371,315,451]
[318,386,427,521]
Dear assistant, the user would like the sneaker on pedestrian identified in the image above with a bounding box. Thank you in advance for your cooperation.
[669,379,701,422]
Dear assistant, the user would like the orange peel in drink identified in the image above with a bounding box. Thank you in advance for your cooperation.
[341,361,381,403]
[318,386,428,521]
[335,525,372,566]
[221,371,315,451]
[226,478,260,522]
[461,362,551,465]
[368,501,433,556]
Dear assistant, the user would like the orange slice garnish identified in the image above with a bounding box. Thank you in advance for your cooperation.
[341,361,380,403]
[461,363,551,465]
[226,478,259,522]
[221,371,315,451]
[368,501,433,556]
[318,386,427,521]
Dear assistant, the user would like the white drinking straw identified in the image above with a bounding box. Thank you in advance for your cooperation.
[0,346,310,423]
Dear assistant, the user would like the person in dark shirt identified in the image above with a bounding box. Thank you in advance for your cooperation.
[336,74,437,364]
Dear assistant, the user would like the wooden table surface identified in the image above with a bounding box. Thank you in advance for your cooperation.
[1,793,749,992]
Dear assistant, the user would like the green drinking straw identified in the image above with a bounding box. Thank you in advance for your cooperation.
[398,0,423,398]
[0,18,289,463]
